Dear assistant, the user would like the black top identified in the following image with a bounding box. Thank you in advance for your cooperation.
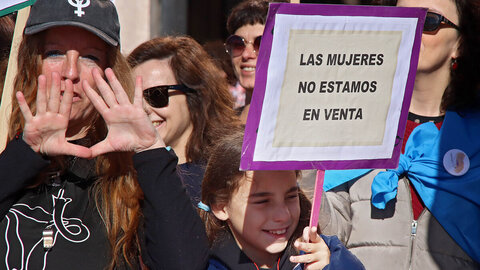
[408,112,445,124]
[0,137,208,270]
[178,162,206,206]
[208,231,366,270]
[208,231,299,270]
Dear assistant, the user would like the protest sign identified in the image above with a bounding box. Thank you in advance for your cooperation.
[241,3,426,171]
[0,4,32,152]
[0,0,35,17]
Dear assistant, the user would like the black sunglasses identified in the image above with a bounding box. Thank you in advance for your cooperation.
[143,84,195,108]
[225,35,262,57]
[424,11,459,32]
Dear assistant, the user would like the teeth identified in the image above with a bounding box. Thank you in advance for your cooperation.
[242,67,255,71]
[152,121,162,127]
[269,229,286,235]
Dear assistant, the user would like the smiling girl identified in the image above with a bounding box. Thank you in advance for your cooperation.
[199,131,364,270]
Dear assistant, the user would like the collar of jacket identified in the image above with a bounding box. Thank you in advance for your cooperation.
[209,231,297,270]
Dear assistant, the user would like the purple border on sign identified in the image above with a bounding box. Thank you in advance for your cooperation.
[240,3,426,171]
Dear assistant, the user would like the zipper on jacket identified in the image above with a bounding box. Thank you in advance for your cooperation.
[408,220,418,270]
[405,177,427,270]
[404,179,415,270]
[411,220,418,236]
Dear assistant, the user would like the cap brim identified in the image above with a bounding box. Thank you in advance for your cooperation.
[25,21,118,47]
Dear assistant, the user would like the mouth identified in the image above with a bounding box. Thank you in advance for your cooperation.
[241,66,256,72]
[152,120,164,128]
[263,228,288,238]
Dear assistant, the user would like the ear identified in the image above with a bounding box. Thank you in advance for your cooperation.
[451,37,461,59]
[211,202,229,221]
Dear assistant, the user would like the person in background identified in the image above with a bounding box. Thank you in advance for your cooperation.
[203,40,246,110]
[0,0,208,269]
[225,0,289,123]
[319,0,480,269]
[199,130,365,270]
[128,36,240,205]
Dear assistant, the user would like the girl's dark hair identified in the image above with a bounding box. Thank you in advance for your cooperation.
[200,129,311,245]
[127,36,239,163]
[442,0,480,111]
[227,0,290,35]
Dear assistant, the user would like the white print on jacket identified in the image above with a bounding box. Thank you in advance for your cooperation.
[3,189,90,270]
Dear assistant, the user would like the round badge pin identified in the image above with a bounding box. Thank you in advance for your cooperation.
[443,149,470,176]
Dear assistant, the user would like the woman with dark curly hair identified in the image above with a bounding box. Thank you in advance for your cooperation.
[225,0,289,123]
[128,36,240,205]
[319,0,480,269]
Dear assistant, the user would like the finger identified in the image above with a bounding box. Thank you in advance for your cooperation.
[83,79,109,115]
[302,226,310,242]
[63,143,92,159]
[92,68,118,107]
[89,140,111,158]
[36,75,47,114]
[47,72,61,113]
[16,91,33,122]
[133,75,143,108]
[105,68,130,105]
[309,227,321,243]
[59,80,74,116]
[290,253,317,264]
[295,241,316,253]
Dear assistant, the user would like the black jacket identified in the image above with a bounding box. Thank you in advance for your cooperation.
[0,137,208,270]
[207,231,365,270]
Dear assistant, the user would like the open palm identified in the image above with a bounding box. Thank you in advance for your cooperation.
[84,68,164,157]
[17,73,91,158]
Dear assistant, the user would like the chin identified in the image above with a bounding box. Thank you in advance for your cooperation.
[265,241,289,254]
[239,79,256,90]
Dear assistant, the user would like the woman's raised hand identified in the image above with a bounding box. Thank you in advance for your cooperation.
[16,72,92,158]
[83,68,165,157]
[290,226,330,270]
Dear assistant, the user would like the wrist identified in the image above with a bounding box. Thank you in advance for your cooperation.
[135,136,166,153]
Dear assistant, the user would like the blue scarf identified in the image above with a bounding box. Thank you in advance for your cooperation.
[324,169,372,191]
[372,110,480,263]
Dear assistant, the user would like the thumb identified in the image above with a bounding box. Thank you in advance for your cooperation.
[89,140,111,158]
[64,143,93,159]
[309,226,322,243]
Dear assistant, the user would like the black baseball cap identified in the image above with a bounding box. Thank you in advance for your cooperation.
[25,0,120,47]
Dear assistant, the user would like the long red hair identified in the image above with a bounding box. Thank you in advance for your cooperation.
[8,32,142,269]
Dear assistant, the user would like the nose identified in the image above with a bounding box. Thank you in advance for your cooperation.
[271,202,291,223]
[62,51,80,83]
[241,42,257,60]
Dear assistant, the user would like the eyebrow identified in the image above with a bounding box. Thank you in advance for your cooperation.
[43,42,106,52]
[249,186,299,198]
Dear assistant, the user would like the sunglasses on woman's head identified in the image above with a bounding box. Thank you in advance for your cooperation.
[424,11,459,32]
[143,84,195,108]
[224,35,262,57]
